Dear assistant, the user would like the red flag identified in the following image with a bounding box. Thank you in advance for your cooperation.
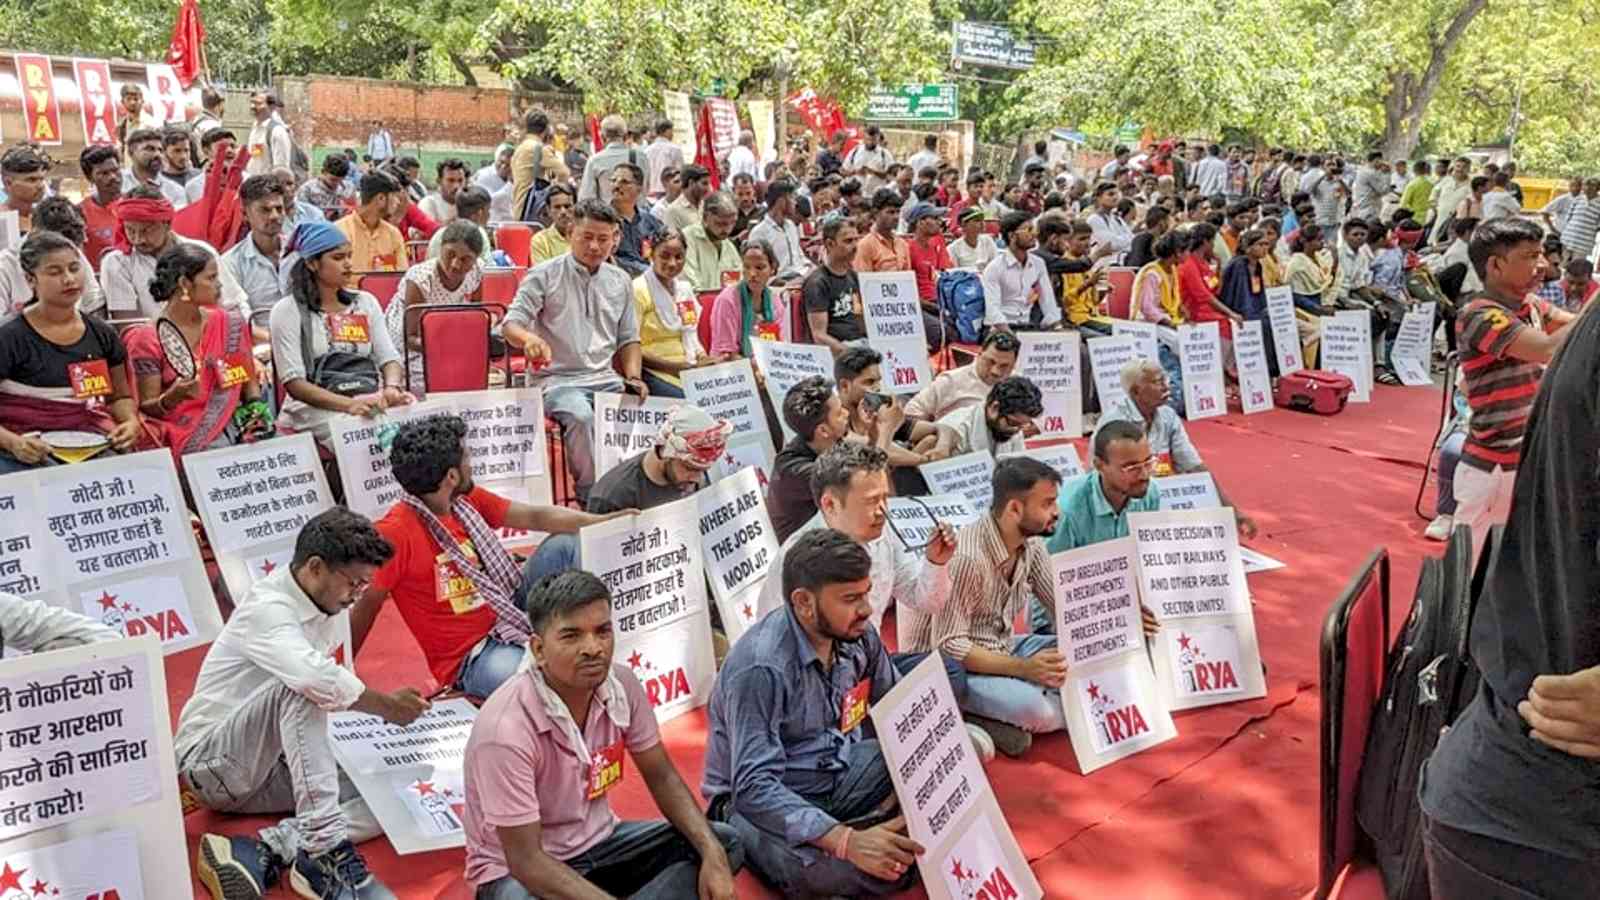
[694,102,721,191]
[586,114,602,153]
[166,0,207,88]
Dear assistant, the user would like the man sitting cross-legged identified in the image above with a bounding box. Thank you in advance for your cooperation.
[462,570,742,899]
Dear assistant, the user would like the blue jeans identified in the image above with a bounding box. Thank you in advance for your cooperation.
[0,450,48,474]
[1158,343,1186,417]
[891,651,969,705]
[453,637,526,700]
[714,739,915,899]
[1436,431,1466,516]
[1028,594,1055,635]
[544,380,622,504]
[519,534,580,606]
[640,370,685,398]
[476,820,743,899]
[962,634,1067,733]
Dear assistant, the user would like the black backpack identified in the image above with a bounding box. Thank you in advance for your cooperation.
[1354,524,1489,899]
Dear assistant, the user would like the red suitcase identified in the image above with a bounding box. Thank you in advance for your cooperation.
[1274,369,1353,414]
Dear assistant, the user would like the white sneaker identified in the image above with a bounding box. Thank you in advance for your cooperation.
[1424,514,1453,541]
[965,722,996,763]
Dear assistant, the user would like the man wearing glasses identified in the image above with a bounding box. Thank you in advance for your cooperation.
[905,329,1020,423]
[608,161,664,277]
[187,509,430,900]
[935,375,1044,458]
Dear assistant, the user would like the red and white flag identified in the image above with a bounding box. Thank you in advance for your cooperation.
[166,0,207,88]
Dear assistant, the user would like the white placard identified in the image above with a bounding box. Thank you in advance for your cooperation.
[998,442,1083,484]
[1129,508,1266,710]
[185,434,335,601]
[680,359,776,476]
[859,271,933,395]
[1264,286,1304,375]
[1390,301,1436,387]
[1112,320,1158,363]
[1087,334,1138,412]
[592,393,683,480]
[870,656,1042,900]
[918,451,996,512]
[1153,472,1221,511]
[328,698,477,855]
[749,340,834,442]
[579,497,715,723]
[695,467,778,644]
[1177,322,1225,420]
[1232,320,1273,415]
[0,211,18,256]
[1051,537,1177,772]
[0,636,189,898]
[143,63,188,124]
[1239,547,1286,573]
[710,431,772,489]
[1016,331,1083,437]
[663,90,697,158]
[885,494,979,559]
[8,450,221,654]
[1321,311,1372,402]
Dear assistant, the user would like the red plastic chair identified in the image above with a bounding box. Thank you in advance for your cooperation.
[480,267,526,305]
[1318,548,1391,900]
[496,224,534,268]
[412,305,492,394]
[1105,267,1137,319]
[407,239,431,262]
[356,272,406,310]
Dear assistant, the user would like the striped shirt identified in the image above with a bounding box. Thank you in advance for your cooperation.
[919,514,1054,661]
[1456,290,1554,471]
[1560,195,1600,259]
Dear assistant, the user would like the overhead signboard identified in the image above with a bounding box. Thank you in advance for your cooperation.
[865,84,959,121]
[952,21,1037,70]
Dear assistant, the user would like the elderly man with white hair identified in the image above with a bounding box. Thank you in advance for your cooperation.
[578,114,647,206]
[1093,358,1258,537]
[727,129,761,183]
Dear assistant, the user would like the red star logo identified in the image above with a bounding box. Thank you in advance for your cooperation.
[30,878,48,897]
[627,650,643,670]
[1178,632,1192,651]
[97,591,118,610]
[741,603,753,620]
[413,780,436,796]
[261,559,277,575]
[120,602,134,613]
[950,859,965,881]
[1087,682,1101,701]
[0,864,27,894]
[724,454,736,466]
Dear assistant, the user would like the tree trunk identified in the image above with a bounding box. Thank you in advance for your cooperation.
[1379,0,1489,158]
[448,52,479,88]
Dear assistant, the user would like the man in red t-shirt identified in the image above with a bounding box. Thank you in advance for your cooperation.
[903,202,952,353]
[78,145,123,271]
[352,413,628,698]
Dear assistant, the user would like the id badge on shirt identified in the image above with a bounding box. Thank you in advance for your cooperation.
[755,321,781,342]
[676,298,699,326]
[721,270,741,288]
[850,291,864,317]
[213,355,250,389]
[1154,452,1174,477]
[327,313,371,345]
[586,739,625,799]
[839,678,870,734]
[67,359,112,399]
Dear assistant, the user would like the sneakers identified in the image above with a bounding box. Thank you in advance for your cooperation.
[965,722,996,763]
[1424,514,1453,542]
[196,834,282,900]
[289,841,396,900]
[966,715,1031,758]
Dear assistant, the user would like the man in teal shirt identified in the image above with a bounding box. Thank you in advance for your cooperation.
[1034,419,1162,632]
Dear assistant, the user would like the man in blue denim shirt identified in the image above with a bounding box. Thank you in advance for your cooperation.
[703,529,924,897]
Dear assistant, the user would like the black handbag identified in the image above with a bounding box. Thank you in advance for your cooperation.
[299,303,380,397]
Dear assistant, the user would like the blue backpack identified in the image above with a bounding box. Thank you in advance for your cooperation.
[937,270,985,344]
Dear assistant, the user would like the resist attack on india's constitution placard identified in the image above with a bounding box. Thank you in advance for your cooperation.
[1129,508,1267,710]
[859,271,933,395]
[1178,322,1226,421]
[695,467,778,644]
[1051,537,1177,773]
[1016,331,1083,437]
[0,450,220,654]
[592,393,683,480]
[328,698,477,855]
[870,655,1041,900]
[919,452,996,513]
[184,433,334,600]
[750,340,833,441]
[680,358,775,476]
[580,497,715,723]
[0,636,189,894]
[1232,319,1273,415]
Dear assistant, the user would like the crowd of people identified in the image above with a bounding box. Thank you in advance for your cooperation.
[3,93,1600,900]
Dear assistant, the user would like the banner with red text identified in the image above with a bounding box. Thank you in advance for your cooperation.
[72,58,118,146]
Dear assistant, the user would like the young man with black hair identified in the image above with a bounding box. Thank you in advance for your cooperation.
[767,375,851,542]
[419,157,469,227]
[121,126,164,194]
[729,172,766,244]
[526,184,575,264]
[463,570,742,900]
[1086,181,1133,262]
[662,164,711,234]
[704,529,926,897]
[0,145,47,234]
[189,508,428,900]
[511,110,570,216]
[157,126,204,210]
[748,179,808,277]
[644,117,684,198]
[244,89,294,178]
[682,190,742,292]
[428,186,495,263]
[853,187,912,274]
[223,175,291,320]
[835,345,955,470]
[802,216,866,355]
[100,184,245,318]
[78,145,123,270]
[352,413,625,701]
[335,172,408,281]
[935,374,1042,457]
[981,211,1062,332]
[906,328,1019,422]
[843,125,894,194]
[1481,170,1523,222]
[1036,213,1115,335]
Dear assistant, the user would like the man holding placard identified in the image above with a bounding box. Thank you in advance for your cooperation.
[767,376,851,542]
[905,329,1019,422]
[462,571,742,900]
[1096,359,1258,539]
[801,217,866,356]
[351,415,628,701]
[935,375,1041,458]
[704,530,925,897]
[188,509,429,900]
[836,346,956,479]
[586,406,732,516]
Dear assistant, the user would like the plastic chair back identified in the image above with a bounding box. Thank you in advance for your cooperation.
[496,224,534,268]
[1106,267,1137,319]
[415,305,492,394]
[356,272,405,310]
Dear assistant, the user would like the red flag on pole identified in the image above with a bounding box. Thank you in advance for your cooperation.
[166,0,207,88]
[586,114,603,153]
[694,102,721,191]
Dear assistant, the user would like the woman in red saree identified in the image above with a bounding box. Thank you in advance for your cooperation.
[124,243,268,456]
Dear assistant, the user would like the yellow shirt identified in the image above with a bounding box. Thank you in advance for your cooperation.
[1132,261,1184,325]
[1059,254,1111,328]
[527,227,570,266]
[632,275,690,387]
[1261,253,1285,288]
[335,213,408,286]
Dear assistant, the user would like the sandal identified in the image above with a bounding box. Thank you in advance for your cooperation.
[1376,369,1402,385]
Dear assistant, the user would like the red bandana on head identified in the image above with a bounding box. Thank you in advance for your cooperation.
[110,196,175,254]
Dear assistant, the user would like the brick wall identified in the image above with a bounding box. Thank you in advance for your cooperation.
[278,74,518,154]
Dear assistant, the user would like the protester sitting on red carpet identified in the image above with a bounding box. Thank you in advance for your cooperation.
[703,529,924,897]
[100,186,246,319]
[351,413,623,700]
[934,374,1040,458]
[188,508,426,900]
[1095,358,1259,538]
[904,328,1019,422]
[766,375,851,543]
[462,570,742,900]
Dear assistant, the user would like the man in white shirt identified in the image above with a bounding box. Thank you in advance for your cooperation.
[905,133,941,181]
[644,118,684,197]
[726,129,760,183]
[1192,144,1229,197]
[578,115,645,206]
[473,145,516,222]
[366,120,394,163]
[0,591,119,654]
[99,185,246,319]
[419,157,469,226]
[120,127,165,196]
[844,126,894,194]
[747,179,810,278]
[934,375,1040,457]
[187,509,429,900]
[1099,145,1132,182]
[1541,176,1585,234]
[1481,171,1523,222]
[947,207,999,270]
[1085,181,1133,261]
[906,328,1019,421]
[1429,157,1474,244]
[245,90,295,178]
[981,211,1061,331]
[1349,152,1392,222]
[156,127,204,210]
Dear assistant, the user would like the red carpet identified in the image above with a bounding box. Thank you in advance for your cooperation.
[178,386,1447,898]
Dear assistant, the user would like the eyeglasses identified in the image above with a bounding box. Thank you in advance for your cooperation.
[1114,456,1158,475]
[886,494,938,553]
[335,568,373,594]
